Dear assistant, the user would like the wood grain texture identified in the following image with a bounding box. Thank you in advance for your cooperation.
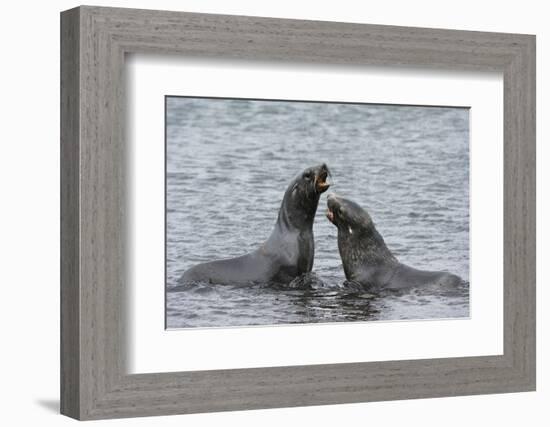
[60,7,80,419]
[60,5,536,420]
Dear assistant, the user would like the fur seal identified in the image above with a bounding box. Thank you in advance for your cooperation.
[179,164,331,286]
[326,194,462,290]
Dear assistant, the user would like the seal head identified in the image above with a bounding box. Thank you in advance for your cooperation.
[278,163,331,230]
[326,193,397,281]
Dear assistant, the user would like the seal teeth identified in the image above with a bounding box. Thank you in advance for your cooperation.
[316,172,330,193]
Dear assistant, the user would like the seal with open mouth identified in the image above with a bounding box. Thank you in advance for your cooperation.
[326,193,462,290]
[179,164,331,286]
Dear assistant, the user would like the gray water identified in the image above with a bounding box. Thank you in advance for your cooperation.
[166,97,470,329]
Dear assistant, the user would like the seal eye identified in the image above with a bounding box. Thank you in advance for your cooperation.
[303,171,313,180]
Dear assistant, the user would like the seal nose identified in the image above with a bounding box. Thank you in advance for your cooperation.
[318,163,330,182]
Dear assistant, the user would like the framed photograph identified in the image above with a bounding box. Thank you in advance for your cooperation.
[60,6,535,420]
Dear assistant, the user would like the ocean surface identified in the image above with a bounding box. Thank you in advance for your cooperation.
[165,97,470,329]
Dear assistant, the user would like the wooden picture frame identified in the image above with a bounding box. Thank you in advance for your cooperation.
[60,5,536,420]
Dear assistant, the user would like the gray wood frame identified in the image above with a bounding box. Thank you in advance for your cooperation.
[60,5,536,420]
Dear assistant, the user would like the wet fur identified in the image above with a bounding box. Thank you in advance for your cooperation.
[180,164,329,286]
[328,195,462,291]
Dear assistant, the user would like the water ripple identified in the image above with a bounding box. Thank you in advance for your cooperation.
[166,98,470,328]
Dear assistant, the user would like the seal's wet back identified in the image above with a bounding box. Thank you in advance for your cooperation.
[179,164,331,286]
[326,194,462,291]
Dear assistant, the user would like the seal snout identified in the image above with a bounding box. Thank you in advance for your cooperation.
[315,163,331,194]
[326,193,340,224]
